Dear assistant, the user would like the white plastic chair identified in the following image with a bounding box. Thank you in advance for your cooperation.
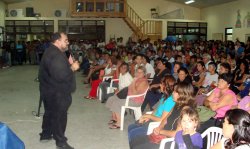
[201,127,223,149]
[159,127,223,149]
[120,87,149,130]
[98,76,113,101]
[107,79,118,94]
[159,138,175,149]
[147,78,153,84]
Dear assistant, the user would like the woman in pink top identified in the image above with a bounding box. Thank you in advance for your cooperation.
[106,66,149,129]
[199,73,238,132]
[204,73,238,118]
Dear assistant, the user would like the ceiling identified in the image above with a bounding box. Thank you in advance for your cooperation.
[166,0,238,8]
[2,0,33,4]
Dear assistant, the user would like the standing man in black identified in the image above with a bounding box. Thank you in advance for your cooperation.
[39,32,79,149]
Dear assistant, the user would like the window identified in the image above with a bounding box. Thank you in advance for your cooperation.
[225,28,233,41]
[71,0,125,17]
[5,20,54,41]
[96,2,104,12]
[58,20,105,41]
[86,2,94,12]
[167,21,207,41]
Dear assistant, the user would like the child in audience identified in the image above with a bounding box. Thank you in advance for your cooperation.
[174,107,203,149]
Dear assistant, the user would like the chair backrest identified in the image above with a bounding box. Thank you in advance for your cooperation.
[159,138,175,149]
[102,76,113,81]
[201,127,223,149]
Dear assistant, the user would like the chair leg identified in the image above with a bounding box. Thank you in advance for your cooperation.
[107,87,110,94]
[98,88,102,101]
[120,106,126,131]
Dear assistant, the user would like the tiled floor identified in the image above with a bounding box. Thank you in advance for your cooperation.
[0,65,134,149]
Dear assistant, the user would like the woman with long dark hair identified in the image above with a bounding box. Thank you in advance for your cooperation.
[211,109,250,149]
[232,60,249,94]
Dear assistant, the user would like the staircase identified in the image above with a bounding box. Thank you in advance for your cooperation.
[123,3,162,41]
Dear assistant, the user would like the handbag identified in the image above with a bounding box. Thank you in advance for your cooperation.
[116,87,128,99]
[148,133,166,144]
[197,106,216,122]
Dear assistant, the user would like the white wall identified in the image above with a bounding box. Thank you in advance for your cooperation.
[0,1,6,27]
[127,0,201,20]
[201,0,250,42]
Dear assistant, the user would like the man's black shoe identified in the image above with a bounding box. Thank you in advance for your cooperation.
[56,142,74,149]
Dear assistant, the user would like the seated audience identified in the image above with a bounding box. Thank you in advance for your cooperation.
[130,82,196,149]
[83,52,110,84]
[128,75,176,143]
[84,56,117,99]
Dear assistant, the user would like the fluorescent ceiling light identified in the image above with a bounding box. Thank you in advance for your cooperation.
[185,0,195,4]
